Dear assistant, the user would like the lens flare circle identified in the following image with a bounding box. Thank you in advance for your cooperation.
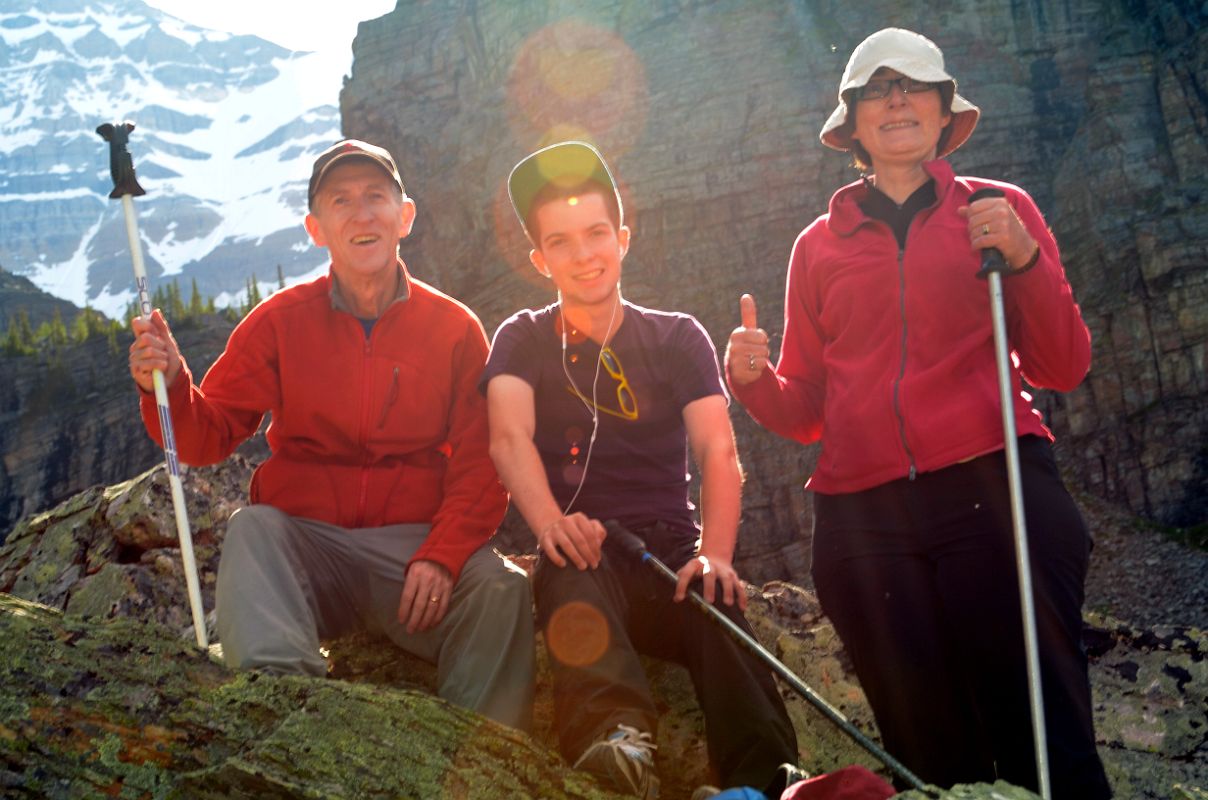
[546,600,611,668]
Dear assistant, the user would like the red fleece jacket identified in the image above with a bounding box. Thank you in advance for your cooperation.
[730,159,1091,494]
[140,266,507,580]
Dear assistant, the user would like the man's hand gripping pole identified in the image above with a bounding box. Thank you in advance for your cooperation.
[96,121,208,649]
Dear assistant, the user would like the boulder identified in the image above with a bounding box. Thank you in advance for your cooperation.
[1,463,1204,798]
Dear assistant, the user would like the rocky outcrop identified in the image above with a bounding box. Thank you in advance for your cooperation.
[340,0,1208,579]
[0,464,1203,798]
[0,593,627,800]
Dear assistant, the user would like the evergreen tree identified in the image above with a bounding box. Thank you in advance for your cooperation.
[276,264,286,291]
[16,309,34,350]
[44,308,69,347]
[71,309,89,343]
[167,280,185,320]
[247,273,263,309]
[3,320,21,355]
[188,278,204,319]
[3,314,31,356]
[71,305,110,343]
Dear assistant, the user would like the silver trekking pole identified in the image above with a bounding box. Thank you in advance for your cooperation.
[96,121,208,650]
[970,186,1049,799]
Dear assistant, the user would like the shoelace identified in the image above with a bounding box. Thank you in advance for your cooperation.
[609,724,657,761]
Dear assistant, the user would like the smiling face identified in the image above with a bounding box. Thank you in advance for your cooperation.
[529,190,630,313]
[851,67,951,171]
[304,160,415,282]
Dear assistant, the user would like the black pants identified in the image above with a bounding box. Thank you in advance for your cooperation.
[811,437,1110,798]
[534,521,798,790]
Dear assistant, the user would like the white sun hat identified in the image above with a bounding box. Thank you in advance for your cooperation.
[820,28,979,157]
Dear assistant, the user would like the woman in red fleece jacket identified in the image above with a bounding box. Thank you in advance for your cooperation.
[725,29,1110,798]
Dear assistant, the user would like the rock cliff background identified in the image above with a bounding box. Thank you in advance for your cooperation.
[0,305,239,535]
[334,0,1208,579]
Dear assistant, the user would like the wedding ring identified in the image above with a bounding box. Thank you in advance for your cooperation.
[429,596,440,604]
[981,224,990,236]
[747,354,757,371]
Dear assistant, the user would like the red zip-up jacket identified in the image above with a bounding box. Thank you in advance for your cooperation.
[730,159,1091,495]
[140,264,506,580]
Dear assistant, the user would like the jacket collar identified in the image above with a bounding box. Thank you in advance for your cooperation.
[328,257,412,317]
[827,158,955,237]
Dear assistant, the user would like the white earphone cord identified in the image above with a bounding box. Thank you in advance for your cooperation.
[558,289,620,516]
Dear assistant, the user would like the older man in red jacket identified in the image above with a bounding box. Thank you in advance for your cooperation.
[128,139,534,731]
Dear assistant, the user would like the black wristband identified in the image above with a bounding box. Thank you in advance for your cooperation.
[1012,243,1041,274]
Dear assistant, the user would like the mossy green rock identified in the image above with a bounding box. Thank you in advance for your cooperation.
[3,462,1206,798]
[0,594,625,800]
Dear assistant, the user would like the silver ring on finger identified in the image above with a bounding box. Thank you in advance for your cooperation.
[747,353,757,371]
[981,224,990,237]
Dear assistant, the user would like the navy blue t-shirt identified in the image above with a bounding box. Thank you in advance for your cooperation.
[481,301,727,535]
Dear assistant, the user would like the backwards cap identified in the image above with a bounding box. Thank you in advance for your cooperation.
[507,141,623,235]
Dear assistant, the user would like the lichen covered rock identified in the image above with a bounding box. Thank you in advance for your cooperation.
[2,464,1205,798]
[0,593,626,799]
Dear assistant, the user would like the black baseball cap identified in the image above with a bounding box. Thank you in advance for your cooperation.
[307,139,404,210]
[507,141,623,235]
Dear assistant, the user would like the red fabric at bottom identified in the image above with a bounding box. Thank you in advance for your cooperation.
[780,765,896,800]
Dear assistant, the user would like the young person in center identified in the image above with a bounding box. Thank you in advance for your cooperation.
[482,141,798,799]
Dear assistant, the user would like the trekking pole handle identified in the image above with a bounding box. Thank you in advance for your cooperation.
[970,187,1010,279]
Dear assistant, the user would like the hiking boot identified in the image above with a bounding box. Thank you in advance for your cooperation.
[573,723,659,799]
[763,762,811,796]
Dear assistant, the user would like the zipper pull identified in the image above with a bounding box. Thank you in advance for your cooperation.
[377,366,400,429]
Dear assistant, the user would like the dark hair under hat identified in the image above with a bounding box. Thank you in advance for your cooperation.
[307,139,405,210]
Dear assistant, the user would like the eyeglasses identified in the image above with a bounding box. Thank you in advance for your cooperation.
[566,345,639,421]
[856,77,939,101]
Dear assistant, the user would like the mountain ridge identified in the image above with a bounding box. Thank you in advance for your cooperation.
[0,0,347,318]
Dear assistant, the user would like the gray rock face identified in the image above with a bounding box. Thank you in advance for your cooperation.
[339,0,1207,579]
[0,314,239,540]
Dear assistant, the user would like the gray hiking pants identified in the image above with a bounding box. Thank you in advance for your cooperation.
[215,504,535,731]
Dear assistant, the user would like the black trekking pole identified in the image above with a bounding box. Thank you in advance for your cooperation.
[970,186,1050,799]
[96,121,208,650]
[603,521,932,795]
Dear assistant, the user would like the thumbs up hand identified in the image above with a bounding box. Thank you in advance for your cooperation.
[725,293,770,387]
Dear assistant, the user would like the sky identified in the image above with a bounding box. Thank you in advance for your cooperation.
[142,0,397,94]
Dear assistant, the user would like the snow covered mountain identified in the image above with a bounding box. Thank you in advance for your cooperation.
[0,0,346,318]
